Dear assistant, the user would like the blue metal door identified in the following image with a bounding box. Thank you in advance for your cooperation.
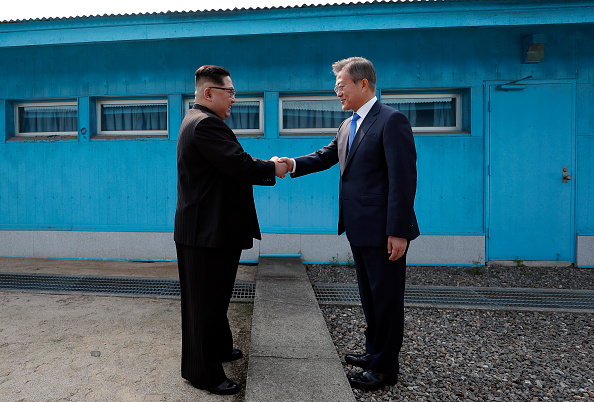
[488,82,575,262]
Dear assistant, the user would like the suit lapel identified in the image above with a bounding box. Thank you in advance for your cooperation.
[339,119,351,173]
[345,101,381,168]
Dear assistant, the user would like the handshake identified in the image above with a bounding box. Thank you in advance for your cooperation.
[270,156,294,179]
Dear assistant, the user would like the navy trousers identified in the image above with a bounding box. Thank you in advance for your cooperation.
[175,243,241,389]
[350,244,408,376]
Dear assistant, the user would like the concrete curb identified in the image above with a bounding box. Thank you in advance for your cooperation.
[245,256,355,402]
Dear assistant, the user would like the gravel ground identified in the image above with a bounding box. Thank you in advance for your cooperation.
[323,306,594,401]
[306,264,594,289]
[309,264,594,401]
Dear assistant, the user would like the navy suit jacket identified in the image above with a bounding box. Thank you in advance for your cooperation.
[292,100,419,247]
[174,104,276,249]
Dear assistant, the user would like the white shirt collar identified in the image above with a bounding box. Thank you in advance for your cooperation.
[354,96,377,122]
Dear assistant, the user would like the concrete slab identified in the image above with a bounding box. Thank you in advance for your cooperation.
[249,305,337,358]
[246,256,355,402]
[247,356,354,402]
[256,277,318,305]
[256,256,307,280]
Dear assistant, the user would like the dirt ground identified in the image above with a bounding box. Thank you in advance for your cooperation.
[0,258,255,401]
[0,257,258,283]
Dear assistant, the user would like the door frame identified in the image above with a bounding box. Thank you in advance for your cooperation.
[484,79,577,264]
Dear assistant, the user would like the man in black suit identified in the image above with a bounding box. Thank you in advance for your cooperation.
[174,65,288,395]
[279,57,419,391]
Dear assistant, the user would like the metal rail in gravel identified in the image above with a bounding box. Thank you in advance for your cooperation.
[2,274,593,311]
[0,273,255,301]
[314,284,594,311]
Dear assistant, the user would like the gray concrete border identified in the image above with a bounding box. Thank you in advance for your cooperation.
[245,257,355,402]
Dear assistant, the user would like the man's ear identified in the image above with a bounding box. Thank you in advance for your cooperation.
[203,87,212,101]
[360,78,370,91]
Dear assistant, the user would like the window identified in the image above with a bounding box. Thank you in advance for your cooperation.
[186,97,263,135]
[97,99,168,136]
[280,96,350,135]
[15,102,77,137]
[381,93,461,133]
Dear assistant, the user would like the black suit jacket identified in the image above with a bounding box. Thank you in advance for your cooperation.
[174,104,275,250]
[292,100,419,247]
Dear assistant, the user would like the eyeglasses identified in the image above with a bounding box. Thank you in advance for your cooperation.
[334,80,359,95]
[209,87,236,97]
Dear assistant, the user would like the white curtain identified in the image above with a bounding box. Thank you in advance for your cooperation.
[385,98,455,128]
[19,106,77,133]
[227,102,259,130]
[101,104,167,131]
[283,100,350,129]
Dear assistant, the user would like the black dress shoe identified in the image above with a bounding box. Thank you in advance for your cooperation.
[349,370,398,391]
[207,378,241,395]
[345,353,372,369]
[222,348,243,362]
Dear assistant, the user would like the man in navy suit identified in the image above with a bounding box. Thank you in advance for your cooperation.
[280,57,419,391]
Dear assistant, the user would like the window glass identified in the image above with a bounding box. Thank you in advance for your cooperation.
[382,94,460,132]
[281,97,350,134]
[98,101,167,135]
[226,101,260,131]
[187,98,263,135]
[16,103,77,136]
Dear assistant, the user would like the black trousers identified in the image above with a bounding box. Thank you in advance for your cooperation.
[175,243,242,389]
[350,243,408,376]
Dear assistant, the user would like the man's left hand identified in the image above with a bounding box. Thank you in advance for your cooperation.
[387,236,407,261]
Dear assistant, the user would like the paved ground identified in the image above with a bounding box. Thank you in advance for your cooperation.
[0,258,255,402]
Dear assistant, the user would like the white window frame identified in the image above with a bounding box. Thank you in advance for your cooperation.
[185,97,264,136]
[97,99,168,136]
[279,95,348,136]
[15,101,78,137]
[381,93,462,133]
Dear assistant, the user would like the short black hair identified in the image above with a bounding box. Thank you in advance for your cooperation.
[195,65,231,88]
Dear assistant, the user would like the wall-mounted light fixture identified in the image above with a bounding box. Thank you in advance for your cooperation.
[523,34,547,63]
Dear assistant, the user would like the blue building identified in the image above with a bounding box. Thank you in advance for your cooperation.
[1,0,593,267]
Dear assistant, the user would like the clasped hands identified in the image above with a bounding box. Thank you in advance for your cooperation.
[270,156,294,179]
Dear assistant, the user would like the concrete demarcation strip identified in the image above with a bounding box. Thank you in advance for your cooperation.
[246,256,356,402]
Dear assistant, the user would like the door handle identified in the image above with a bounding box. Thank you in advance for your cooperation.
[562,166,572,183]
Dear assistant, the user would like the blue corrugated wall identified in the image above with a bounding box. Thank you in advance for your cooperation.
[1,24,593,255]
